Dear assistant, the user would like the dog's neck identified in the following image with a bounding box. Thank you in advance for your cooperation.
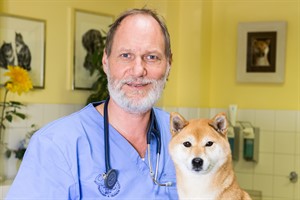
[256,56,270,66]
[176,170,218,199]
[255,47,270,66]
[175,159,235,200]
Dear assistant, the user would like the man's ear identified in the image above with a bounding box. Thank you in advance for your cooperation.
[102,49,108,74]
[168,53,173,66]
[170,112,189,137]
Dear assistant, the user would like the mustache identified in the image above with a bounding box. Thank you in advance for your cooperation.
[114,77,158,88]
[120,77,157,84]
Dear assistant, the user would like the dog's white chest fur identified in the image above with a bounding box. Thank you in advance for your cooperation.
[255,47,270,66]
[177,173,219,200]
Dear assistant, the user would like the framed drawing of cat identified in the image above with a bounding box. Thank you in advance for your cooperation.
[0,13,45,88]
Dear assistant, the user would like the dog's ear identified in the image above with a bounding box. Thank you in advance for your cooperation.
[209,112,228,136]
[170,112,189,136]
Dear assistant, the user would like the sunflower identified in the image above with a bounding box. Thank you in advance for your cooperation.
[4,66,33,95]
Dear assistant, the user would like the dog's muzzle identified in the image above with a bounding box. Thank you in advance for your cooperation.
[192,157,203,171]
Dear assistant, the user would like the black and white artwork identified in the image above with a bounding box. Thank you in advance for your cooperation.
[0,14,45,88]
[73,10,113,90]
[0,32,32,70]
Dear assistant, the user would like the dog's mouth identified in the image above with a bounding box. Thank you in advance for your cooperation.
[193,167,203,172]
[192,157,204,172]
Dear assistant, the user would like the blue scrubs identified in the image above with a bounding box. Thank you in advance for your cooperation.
[6,103,178,199]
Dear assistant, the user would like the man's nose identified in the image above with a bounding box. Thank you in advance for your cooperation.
[131,57,146,77]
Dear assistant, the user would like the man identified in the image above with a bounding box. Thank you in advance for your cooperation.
[6,8,178,199]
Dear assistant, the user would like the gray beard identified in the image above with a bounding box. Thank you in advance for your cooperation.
[106,65,170,114]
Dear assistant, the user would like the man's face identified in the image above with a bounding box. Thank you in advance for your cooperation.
[102,14,170,114]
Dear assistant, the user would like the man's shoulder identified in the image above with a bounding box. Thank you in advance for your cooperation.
[153,107,170,117]
[33,103,101,139]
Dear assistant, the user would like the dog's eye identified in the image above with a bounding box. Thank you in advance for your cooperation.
[183,141,192,148]
[205,141,214,147]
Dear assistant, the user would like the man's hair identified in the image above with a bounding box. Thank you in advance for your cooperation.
[105,8,172,62]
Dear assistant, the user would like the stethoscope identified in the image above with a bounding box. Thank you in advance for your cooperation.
[102,97,172,189]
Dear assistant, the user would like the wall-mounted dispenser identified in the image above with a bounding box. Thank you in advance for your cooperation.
[240,122,260,162]
[227,126,240,161]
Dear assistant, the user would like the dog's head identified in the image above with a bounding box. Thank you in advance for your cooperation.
[169,112,231,175]
[82,29,103,53]
[252,39,270,57]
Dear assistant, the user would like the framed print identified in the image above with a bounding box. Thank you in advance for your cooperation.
[0,13,46,88]
[73,9,113,90]
[236,21,287,83]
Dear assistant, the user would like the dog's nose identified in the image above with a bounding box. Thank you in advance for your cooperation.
[192,157,203,171]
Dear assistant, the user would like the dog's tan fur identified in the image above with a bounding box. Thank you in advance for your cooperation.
[252,39,271,66]
[169,112,251,200]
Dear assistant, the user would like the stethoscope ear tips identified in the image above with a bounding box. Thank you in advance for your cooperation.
[104,169,118,189]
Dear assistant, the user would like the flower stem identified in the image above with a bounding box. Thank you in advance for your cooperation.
[0,89,9,143]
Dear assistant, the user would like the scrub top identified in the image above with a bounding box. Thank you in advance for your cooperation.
[6,102,178,200]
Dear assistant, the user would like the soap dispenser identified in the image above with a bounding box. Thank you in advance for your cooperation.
[227,126,240,160]
[240,122,259,162]
[243,127,255,160]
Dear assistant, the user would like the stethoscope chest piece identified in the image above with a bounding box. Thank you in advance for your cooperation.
[103,169,118,189]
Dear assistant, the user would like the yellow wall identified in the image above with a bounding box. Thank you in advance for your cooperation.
[209,0,300,110]
[1,0,299,110]
[168,1,213,108]
[165,0,299,110]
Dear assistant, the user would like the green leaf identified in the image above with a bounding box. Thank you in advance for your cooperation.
[13,112,26,119]
[5,149,11,158]
[15,149,26,160]
[9,101,24,106]
[5,115,12,122]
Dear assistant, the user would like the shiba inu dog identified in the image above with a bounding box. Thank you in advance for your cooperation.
[169,112,251,200]
[252,39,271,66]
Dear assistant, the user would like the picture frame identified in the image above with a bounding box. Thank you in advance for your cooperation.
[73,9,113,90]
[236,21,287,83]
[0,13,46,88]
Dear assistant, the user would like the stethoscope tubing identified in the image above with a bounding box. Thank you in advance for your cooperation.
[103,97,171,188]
[104,97,111,172]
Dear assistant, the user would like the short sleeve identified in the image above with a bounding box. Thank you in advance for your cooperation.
[6,133,78,200]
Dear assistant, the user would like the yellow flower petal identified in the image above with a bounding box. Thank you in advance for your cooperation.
[4,66,33,95]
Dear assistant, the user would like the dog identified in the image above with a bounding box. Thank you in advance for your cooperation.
[82,29,104,74]
[252,39,271,66]
[169,112,251,200]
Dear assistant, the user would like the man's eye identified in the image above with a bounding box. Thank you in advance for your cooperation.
[144,55,160,63]
[119,53,136,61]
[120,53,131,58]
[148,55,158,60]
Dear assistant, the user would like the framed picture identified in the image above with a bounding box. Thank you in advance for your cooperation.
[236,21,287,83]
[73,9,113,90]
[0,13,46,88]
